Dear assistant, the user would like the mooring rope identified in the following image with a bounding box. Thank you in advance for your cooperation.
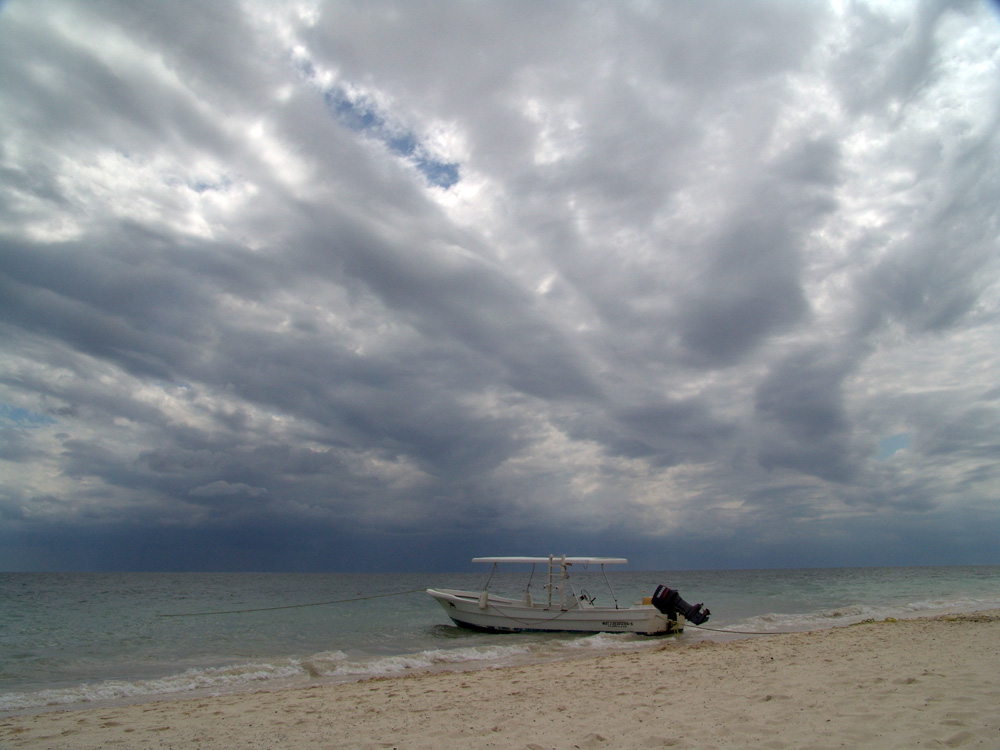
[159,588,426,617]
[688,623,795,635]
[159,588,798,635]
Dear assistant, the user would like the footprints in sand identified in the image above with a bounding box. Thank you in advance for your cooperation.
[759,693,791,702]
[526,734,611,750]
[940,731,975,748]
[526,733,683,748]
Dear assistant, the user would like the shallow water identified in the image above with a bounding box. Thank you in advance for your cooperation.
[2,566,998,715]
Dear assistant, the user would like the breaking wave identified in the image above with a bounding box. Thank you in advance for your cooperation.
[719,593,1000,635]
[1,641,549,714]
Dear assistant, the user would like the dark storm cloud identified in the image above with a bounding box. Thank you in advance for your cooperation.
[754,345,860,484]
[677,215,810,367]
[1,0,998,571]
[609,399,735,466]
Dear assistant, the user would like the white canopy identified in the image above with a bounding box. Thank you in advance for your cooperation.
[471,556,628,566]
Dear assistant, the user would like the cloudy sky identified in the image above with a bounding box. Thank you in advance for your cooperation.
[2,0,999,572]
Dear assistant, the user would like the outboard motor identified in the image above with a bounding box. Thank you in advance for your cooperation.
[651,584,710,626]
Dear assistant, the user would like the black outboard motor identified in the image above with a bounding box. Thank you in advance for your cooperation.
[651,584,710,626]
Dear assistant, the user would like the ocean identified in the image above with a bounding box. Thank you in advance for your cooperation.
[2,566,998,716]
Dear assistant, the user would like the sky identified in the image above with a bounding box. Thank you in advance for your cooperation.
[1,0,999,572]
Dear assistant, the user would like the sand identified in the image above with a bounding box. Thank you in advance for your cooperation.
[2,612,999,749]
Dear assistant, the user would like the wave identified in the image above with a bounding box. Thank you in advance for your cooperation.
[560,630,670,651]
[0,658,307,713]
[304,642,538,679]
[721,593,1000,635]
[1,640,553,714]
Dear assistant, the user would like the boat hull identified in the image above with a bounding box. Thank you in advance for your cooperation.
[426,588,682,635]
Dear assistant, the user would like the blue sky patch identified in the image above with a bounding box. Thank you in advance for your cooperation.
[325,87,460,189]
[876,433,912,460]
[1,404,57,428]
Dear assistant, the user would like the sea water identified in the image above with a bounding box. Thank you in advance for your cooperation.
[2,566,998,716]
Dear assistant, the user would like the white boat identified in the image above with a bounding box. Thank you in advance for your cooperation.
[426,555,709,636]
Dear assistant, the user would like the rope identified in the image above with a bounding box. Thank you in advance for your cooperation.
[688,623,794,635]
[159,588,426,617]
[483,607,785,635]
[159,585,796,636]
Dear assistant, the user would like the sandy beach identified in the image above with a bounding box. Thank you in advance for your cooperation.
[2,612,998,749]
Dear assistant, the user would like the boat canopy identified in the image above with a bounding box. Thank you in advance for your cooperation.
[471,556,628,566]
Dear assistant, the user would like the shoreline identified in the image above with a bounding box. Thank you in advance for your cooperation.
[3,611,999,748]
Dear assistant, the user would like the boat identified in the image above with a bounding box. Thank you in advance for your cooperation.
[426,555,709,635]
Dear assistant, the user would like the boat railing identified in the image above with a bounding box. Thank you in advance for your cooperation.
[477,556,623,611]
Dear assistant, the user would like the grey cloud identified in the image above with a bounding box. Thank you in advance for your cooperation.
[610,399,735,466]
[189,481,267,497]
[0,426,43,462]
[855,155,999,336]
[833,0,979,115]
